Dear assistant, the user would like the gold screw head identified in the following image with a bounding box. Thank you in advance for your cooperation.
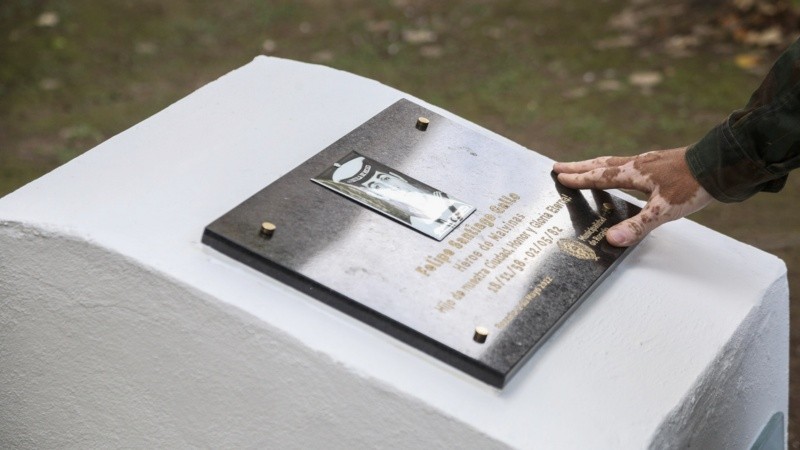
[473,326,489,344]
[260,221,276,237]
[415,117,430,131]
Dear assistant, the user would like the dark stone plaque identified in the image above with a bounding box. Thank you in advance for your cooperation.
[202,99,640,388]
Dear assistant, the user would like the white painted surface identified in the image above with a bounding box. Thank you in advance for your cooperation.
[0,56,788,449]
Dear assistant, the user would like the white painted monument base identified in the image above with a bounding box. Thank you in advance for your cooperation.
[0,57,788,449]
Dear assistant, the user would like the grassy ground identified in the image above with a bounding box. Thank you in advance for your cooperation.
[2,0,798,444]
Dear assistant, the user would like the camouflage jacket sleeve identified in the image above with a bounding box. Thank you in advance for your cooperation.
[685,38,800,202]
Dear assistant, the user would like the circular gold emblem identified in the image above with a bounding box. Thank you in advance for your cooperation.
[557,239,599,261]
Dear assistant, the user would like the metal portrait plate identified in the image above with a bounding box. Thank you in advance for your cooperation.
[311,151,476,240]
[202,99,640,388]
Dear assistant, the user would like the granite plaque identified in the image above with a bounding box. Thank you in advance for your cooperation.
[202,99,640,388]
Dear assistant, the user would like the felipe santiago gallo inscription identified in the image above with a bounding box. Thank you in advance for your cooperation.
[416,192,573,277]
[422,192,578,319]
[202,99,640,388]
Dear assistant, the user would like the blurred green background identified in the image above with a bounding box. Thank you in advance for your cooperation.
[2,0,799,445]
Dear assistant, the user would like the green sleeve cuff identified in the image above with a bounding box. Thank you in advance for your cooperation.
[685,118,788,203]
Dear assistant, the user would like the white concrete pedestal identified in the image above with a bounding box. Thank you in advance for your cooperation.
[0,57,789,449]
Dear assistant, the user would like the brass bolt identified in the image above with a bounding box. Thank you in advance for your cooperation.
[601,202,614,215]
[260,221,276,237]
[473,326,489,344]
[415,117,430,131]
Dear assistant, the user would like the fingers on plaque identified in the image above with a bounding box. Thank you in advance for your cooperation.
[557,166,644,191]
[553,155,631,174]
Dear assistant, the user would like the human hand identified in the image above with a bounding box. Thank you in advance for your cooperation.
[552,147,714,247]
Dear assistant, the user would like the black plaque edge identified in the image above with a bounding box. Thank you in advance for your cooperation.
[201,227,506,388]
[501,240,640,388]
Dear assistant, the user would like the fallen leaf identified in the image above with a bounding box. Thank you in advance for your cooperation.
[597,79,623,91]
[419,45,443,58]
[733,0,755,10]
[402,29,437,44]
[665,35,700,51]
[262,39,277,53]
[609,9,639,30]
[628,71,663,88]
[134,42,158,55]
[311,50,334,63]
[744,27,783,47]
[734,53,762,69]
[563,87,589,99]
[366,20,393,33]
[36,11,59,27]
[39,78,62,91]
[59,124,103,142]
